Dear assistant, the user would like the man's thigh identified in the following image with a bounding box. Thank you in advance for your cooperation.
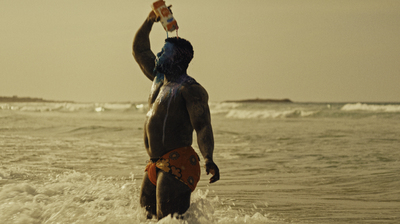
[140,172,156,217]
[156,171,191,219]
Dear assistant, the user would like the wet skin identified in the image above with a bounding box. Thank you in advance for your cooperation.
[155,42,175,74]
[132,11,220,220]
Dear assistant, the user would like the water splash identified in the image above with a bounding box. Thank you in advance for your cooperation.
[0,171,145,224]
[0,170,274,224]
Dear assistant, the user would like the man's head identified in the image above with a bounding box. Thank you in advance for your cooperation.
[165,37,194,66]
[155,37,194,75]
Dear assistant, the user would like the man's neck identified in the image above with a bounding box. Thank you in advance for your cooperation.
[164,71,188,84]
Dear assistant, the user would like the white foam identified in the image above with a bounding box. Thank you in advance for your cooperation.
[102,103,133,110]
[209,102,241,115]
[0,171,274,224]
[226,109,315,119]
[0,102,136,112]
[341,103,400,112]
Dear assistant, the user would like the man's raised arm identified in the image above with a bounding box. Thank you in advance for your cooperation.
[132,11,158,81]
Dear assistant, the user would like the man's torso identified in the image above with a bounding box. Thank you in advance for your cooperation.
[144,74,196,159]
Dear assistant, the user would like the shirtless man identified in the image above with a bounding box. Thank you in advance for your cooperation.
[132,9,220,220]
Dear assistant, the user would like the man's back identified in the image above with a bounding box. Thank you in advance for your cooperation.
[144,74,198,159]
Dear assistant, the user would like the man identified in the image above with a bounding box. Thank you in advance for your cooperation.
[132,9,220,220]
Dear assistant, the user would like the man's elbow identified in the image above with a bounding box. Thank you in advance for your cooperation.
[132,50,143,66]
[195,123,212,135]
[132,41,143,60]
[132,49,139,61]
[132,54,139,67]
[132,50,136,60]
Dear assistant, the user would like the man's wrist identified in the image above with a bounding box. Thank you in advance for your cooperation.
[204,156,213,164]
[145,17,155,25]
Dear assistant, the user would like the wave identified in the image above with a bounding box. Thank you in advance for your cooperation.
[0,102,145,113]
[211,102,400,119]
[209,102,242,115]
[341,103,400,112]
[67,126,125,135]
[225,109,316,119]
[209,102,317,119]
[2,102,400,119]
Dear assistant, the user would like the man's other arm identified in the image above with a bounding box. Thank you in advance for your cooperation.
[183,84,220,183]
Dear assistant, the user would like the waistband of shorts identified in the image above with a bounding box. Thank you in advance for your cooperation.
[149,158,159,163]
[148,146,193,163]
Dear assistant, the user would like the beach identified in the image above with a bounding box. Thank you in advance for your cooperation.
[1,101,400,223]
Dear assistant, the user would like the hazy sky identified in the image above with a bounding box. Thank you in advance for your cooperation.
[1,0,399,102]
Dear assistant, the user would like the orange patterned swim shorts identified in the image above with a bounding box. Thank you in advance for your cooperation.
[145,146,201,192]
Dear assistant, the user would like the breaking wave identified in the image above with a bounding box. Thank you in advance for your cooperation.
[0,102,145,113]
[225,109,315,119]
[2,101,399,119]
[341,103,400,112]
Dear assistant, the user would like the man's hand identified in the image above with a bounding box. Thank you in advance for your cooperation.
[205,160,220,184]
[148,5,172,23]
[147,10,160,23]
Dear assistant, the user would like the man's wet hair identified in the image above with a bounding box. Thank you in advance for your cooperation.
[165,37,194,68]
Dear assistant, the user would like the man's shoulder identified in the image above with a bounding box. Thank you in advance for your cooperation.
[180,75,198,86]
[181,76,204,92]
[180,76,208,102]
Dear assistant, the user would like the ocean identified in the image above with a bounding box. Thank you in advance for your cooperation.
[1,101,399,223]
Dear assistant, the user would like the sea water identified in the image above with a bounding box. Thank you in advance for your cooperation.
[1,101,399,223]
